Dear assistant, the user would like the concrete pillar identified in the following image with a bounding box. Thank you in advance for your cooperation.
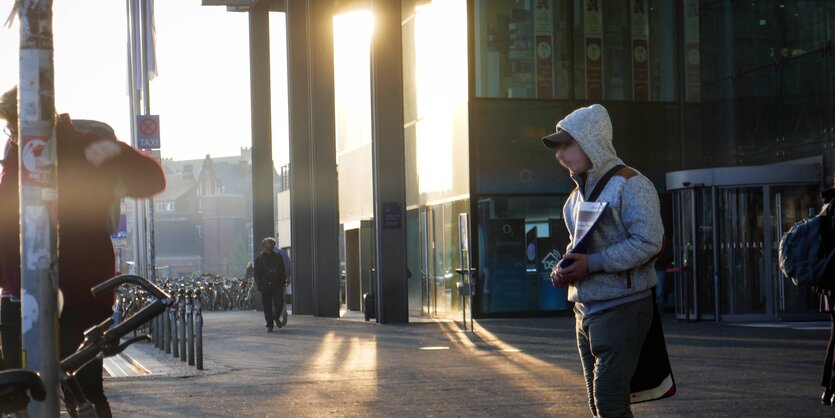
[370,0,408,323]
[285,0,314,315]
[308,0,340,317]
[249,4,275,264]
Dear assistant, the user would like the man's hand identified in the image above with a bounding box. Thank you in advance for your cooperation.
[84,140,122,166]
[550,253,590,288]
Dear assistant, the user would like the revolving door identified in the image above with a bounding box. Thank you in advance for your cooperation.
[667,160,823,321]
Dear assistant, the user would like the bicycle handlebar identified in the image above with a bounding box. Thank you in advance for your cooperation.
[60,275,174,374]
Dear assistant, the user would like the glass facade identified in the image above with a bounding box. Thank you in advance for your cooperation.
[474,0,680,101]
[692,0,835,167]
[333,1,471,318]
[326,0,835,319]
[468,0,835,320]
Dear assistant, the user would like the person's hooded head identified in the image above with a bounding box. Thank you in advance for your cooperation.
[541,104,623,188]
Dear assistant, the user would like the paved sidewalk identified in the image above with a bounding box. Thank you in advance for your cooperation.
[104,310,834,417]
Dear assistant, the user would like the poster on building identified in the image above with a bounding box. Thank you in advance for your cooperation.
[537,237,568,310]
[584,0,604,99]
[631,0,650,101]
[534,0,554,99]
[485,219,528,313]
[684,0,701,102]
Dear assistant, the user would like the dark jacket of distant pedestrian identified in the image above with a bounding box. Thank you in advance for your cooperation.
[254,237,287,332]
[816,186,835,405]
[0,86,165,417]
[546,104,663,418]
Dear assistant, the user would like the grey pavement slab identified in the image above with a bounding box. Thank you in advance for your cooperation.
[103,311,835,417]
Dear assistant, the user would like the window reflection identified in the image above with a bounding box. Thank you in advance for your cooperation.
[474,0,680,101]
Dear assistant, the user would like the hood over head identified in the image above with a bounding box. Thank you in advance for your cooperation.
[553,104,623,194]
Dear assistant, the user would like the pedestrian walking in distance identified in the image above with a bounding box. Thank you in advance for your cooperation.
[254,237,287,332]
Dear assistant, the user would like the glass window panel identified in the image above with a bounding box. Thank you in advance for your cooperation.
[474,0,677,101]
[476,195,568,314]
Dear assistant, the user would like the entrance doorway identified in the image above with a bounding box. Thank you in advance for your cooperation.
[667,159,823,321]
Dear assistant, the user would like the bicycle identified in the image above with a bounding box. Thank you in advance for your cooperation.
[0,274,174,418]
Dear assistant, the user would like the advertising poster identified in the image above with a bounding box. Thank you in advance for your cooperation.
[631,0,650,101]
[537,237,567,310]
[684,0,701,102]
[584,0,604,99]
[534,0,554,98]
[486,219,528,312]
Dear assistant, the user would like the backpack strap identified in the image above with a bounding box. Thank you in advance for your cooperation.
[587,164,634,202]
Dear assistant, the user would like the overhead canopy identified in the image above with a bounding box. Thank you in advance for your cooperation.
[666,156,823,191]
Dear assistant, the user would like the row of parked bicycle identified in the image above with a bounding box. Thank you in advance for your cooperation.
[115,274,256,323]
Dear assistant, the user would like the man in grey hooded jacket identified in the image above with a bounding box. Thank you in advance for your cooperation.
[545,104,663,417]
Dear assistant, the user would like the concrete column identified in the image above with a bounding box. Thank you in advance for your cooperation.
[309,0,340,317]
[370,0,408,323]
[285,0,314,315]
[248,5,275,265]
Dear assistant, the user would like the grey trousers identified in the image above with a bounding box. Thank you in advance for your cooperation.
[575,295,653,418]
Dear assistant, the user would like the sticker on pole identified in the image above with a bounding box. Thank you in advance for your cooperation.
[136,115,160,149]
[20,135,52,186]
[21,289,38,334]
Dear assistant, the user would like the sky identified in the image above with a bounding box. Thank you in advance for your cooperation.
[0,0,290,167]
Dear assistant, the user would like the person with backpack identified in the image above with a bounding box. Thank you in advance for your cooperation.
[816,187,835,405]
[254,237,287,332]
[545,104,664,417]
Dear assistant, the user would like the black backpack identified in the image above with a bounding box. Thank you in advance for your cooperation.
[778,203,835,287]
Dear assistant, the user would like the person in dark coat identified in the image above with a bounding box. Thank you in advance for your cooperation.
[818,186,835,405]
[0,86,165,417]
[254,237,287,332]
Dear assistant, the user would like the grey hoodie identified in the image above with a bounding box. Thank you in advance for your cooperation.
[559,104,663,303]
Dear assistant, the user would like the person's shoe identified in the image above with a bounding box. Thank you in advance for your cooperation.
[821,390,833,405]
[267,327,273,333]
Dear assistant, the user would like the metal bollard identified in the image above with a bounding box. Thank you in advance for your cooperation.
[158,312,164,350]
[171,298,179,359]
[179,290,187,362]
[163,303,171,354]
[195,289,203,370]
[186,291,195,366]
[153,310,160,349]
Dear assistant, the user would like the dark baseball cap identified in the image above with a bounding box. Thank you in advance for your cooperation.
[542,128,573,149]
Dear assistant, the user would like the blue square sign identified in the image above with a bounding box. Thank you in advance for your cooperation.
[136,115,160,149]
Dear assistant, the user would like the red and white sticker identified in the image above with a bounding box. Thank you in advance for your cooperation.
[20,135,52,186]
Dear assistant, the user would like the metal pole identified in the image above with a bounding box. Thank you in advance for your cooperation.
[127,0,146,279]
[18,2,59,415]
[171,295,179,358]
[179,290,186,361]
[195,290,203,370]
[163,299,171,353]
[186,291,194,366]
[139,0,156,284]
